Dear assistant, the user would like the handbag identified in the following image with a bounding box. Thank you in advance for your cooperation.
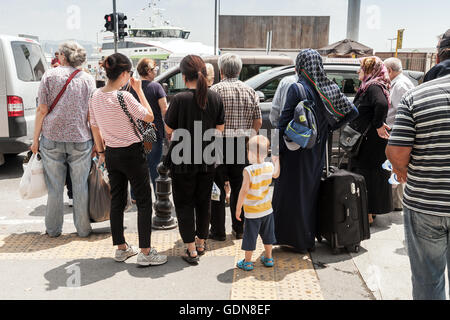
[117,91,157,154]
[339,123,371,157]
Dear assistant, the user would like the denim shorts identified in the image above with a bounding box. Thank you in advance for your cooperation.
[241,214,276,251]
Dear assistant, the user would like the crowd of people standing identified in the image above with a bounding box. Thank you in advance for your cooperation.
[30,27,450,299]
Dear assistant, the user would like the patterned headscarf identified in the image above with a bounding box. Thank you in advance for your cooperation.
[357,56,391,108]
[295,49,357,125]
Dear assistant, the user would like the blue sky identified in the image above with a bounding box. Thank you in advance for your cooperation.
[0,0,448,52]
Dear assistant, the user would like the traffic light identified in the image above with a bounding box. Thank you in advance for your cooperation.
[117,13,128,40]
[104,14,115,32]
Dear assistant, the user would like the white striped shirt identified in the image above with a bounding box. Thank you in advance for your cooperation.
[243,162,274,219]
[388,74,450,216]
[89,90,149,148]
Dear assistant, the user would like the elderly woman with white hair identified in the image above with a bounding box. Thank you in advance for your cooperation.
[31,41,96,238]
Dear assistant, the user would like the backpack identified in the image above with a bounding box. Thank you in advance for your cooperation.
[283,83,319,149]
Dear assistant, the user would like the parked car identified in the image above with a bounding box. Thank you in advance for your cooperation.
[0,35,48,162]
[155,55,294,101]
[245,62,424,164]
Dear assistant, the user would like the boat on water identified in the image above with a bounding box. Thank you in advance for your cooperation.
[99,1,214,73]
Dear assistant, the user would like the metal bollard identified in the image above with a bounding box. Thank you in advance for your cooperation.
[152,162,177,230]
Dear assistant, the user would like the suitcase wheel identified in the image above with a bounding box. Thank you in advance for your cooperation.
[346,245,360,253]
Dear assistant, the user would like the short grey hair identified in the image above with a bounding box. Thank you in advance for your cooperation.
[218,53,242,79]
[384,57,403,72]
[59,41,87,68]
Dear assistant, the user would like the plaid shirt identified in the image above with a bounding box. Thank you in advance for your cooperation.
[211,78,261,137]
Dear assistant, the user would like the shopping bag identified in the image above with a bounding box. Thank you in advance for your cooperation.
[88,160,111,223]
[19,153,48,199]
[211,182,221,201]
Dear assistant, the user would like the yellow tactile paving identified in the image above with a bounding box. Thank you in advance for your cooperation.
[231,244,324,300]
[0,231,323,299]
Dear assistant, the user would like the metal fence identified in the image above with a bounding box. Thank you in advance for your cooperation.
[375,52,438,73]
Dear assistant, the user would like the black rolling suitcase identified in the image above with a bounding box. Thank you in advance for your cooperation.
[317,142,370,254]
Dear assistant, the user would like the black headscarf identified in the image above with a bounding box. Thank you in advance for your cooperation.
[295,49,358,126]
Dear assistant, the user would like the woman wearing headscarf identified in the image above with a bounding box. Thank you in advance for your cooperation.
[349,56,393,225]
[272,49,358,253]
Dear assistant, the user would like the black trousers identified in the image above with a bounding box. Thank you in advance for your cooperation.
[210,137,248,236]
[171,169,215,243]
[105,143,152,248]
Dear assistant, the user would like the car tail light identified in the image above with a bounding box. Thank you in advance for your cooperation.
[7,96,24,117]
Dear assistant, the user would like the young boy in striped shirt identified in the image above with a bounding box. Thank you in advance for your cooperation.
[235,135,280,271]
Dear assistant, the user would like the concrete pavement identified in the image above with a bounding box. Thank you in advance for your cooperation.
[1,153,447,300]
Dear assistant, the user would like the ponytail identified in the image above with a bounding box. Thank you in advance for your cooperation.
[196,70,208,110]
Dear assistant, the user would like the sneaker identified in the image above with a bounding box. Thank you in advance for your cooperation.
[68,199,73,207]
[114,244,138,262]
[137,248,168,266]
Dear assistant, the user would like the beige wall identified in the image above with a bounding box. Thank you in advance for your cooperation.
[219,15,330,50]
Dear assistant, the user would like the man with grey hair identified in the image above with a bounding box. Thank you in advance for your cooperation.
[209,53,262,240]
[384,57,414,211]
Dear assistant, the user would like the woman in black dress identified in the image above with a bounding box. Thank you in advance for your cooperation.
[349,56,393,225]
[272,49,358,252]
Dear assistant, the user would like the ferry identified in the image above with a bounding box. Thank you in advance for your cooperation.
[99,1,214,73]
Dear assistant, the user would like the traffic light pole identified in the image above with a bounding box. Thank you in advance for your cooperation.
[113,0,118,53]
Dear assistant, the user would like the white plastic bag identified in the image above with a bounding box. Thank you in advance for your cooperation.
[19,153,48,199]
[211,182,221,201]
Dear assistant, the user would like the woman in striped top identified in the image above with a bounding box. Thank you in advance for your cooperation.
[89,53,167,267]
[235,135,280,271]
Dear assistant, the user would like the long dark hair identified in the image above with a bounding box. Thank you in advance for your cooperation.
[179,55,208,109]
[103,53,132,81]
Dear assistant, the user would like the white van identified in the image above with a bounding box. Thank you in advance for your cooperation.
[0,35,48,159]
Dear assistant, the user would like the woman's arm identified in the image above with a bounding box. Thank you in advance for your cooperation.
[158,97,168,118]
[130,78,154,123]
[91,125,106,165]
[30,104,48,154]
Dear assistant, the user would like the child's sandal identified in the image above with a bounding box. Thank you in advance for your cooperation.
[236,259,254,271]
[260,255,274,267]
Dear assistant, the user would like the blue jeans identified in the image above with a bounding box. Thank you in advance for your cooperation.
[131,138,163,199]
[403,207,450,300]
[40,135,93,237]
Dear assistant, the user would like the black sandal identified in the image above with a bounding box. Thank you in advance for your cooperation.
[182,249,199,265]
[196,240,207,256]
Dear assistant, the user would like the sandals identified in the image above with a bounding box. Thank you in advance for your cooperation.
[182,249,199,265]
[195,238,207,256]
[260,255,274,267]
[236,259,254,271]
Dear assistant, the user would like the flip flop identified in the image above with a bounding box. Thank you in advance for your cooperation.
[260,255,274,267]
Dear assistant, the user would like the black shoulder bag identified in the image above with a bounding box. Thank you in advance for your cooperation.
[117,91,157,154]
[338,91,371,158]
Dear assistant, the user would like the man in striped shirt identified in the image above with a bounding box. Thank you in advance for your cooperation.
[386,30,450,300]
